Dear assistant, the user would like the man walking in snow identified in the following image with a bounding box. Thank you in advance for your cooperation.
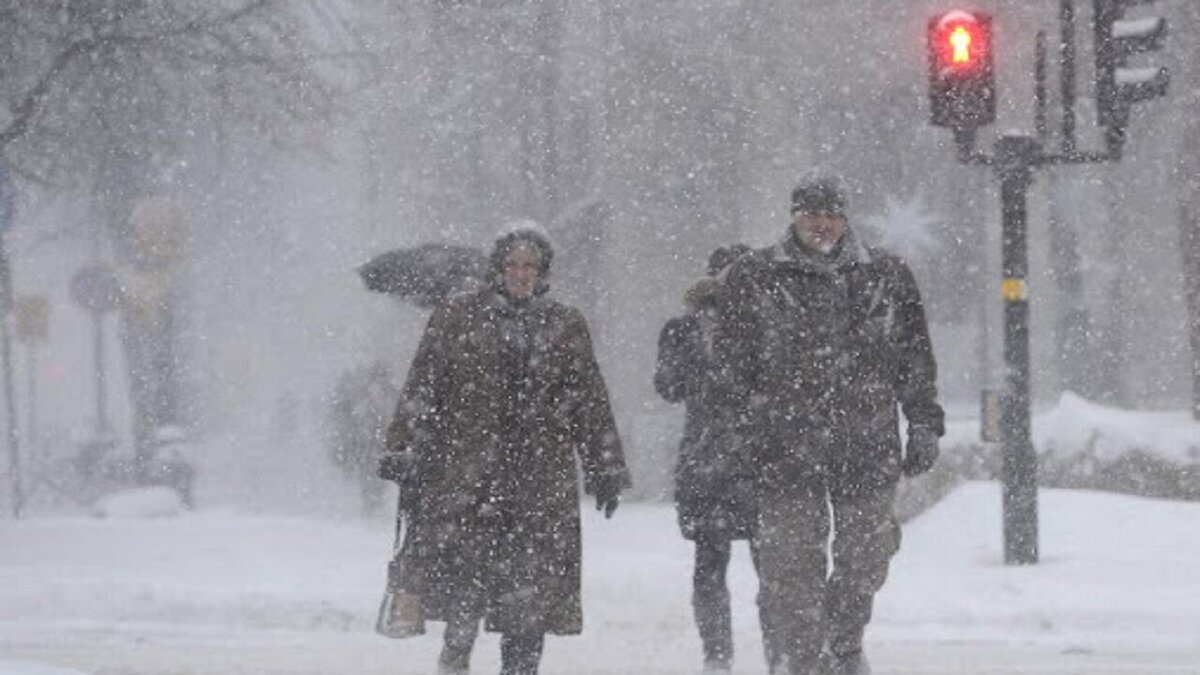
[719,174,944,675]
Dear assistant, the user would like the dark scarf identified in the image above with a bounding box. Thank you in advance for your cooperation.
[780,224,869,277]
[488,290,549,508]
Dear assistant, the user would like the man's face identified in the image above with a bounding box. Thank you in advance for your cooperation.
[502,245,542,299]
[792,211,848,254]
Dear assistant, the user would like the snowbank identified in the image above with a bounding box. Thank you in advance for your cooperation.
[943,392,1199,465]
[925,393,1200,508]
[90,487,185,519]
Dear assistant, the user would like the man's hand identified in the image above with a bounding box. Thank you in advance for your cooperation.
[593,478,621,519]
[902,426,940,477]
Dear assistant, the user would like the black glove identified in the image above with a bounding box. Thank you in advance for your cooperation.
[377,451,409,482]
[593,477,621,519]
[902,426,940,477]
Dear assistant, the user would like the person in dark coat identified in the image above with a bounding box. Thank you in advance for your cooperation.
[719,175,944,675]
[378,223,631,675]
[655,247,765,673]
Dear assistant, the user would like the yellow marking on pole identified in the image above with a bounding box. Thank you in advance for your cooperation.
[1001,278,1028,302]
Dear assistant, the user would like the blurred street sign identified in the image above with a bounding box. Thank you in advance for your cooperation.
[129,197,183,264]
[15,295,49,344]
[980,388,1004,443]
[70,263,121,313]
[0,163,15,232]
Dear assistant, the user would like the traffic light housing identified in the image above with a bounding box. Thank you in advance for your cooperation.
[927,10,996,129]
[1093,0,1169,129]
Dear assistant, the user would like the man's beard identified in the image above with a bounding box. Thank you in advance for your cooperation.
[801,234,838,255]
[812,239,837,255]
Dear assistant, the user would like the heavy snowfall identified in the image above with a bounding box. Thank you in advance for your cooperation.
[1,1,1199,674]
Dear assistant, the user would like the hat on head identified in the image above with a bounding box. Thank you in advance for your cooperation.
[684,279,721,309]
[490,220,554,297]
[707,244,751,276]
[491,220,554,276]
[790,173,848,216]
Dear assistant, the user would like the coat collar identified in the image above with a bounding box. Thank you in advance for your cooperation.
[766,224,872,275]
[482,286,552,318]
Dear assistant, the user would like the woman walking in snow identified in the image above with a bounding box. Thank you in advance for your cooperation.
[378,223,631,675]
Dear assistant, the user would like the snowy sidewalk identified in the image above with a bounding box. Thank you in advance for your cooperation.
[2,482,1199,674]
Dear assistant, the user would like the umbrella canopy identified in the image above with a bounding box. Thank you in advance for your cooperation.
[358,243,489,309]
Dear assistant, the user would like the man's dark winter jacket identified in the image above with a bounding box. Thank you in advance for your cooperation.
[655,308,757,541]
[719,227,944,491]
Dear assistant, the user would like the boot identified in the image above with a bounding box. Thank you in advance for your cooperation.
[499,632,545,675]
[701,658,732,674]
[438,616,480,674]
[828,651,871,675]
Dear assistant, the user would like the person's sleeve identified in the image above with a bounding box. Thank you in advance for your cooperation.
[715,257,764,400]
[653,316,701,403]
[891,260,946,436]
[383,303,454,462]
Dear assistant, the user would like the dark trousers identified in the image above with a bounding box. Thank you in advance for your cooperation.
[755,479,901,674]
[692,535,771,669]
[439,606,546,675]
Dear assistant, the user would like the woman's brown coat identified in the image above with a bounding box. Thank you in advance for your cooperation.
[385,287,630,635]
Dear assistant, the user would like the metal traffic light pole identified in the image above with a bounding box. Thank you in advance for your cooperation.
[959,133,1043,565]
[929,0,1169,565]
[996,135,1039,565]
[934,10,1048,566]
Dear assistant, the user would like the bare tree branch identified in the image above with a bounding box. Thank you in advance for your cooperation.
[0,0,275,152]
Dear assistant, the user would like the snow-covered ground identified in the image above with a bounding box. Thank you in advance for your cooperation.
[2,480,1199,674]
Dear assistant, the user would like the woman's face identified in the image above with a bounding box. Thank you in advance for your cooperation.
[502,245,542,299]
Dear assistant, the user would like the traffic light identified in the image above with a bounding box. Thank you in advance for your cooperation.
[927,10,996,129]
[1093,0,1169,128]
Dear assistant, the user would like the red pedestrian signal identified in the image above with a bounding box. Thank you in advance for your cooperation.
[950,26,974,64]
[928,10,996,129]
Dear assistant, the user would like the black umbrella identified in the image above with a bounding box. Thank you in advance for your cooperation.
[358,243,489,309]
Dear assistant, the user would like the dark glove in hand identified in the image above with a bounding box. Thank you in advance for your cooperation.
[377,452,409,482]
[594,477,621,519]
[903,427,940,477]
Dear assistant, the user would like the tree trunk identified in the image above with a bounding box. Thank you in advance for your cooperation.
[1045,173,1093,398]
[1177,1,1200,420]
[1095,171,1129,406]
[1180,203,1200,420]
[517,0,565,223]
